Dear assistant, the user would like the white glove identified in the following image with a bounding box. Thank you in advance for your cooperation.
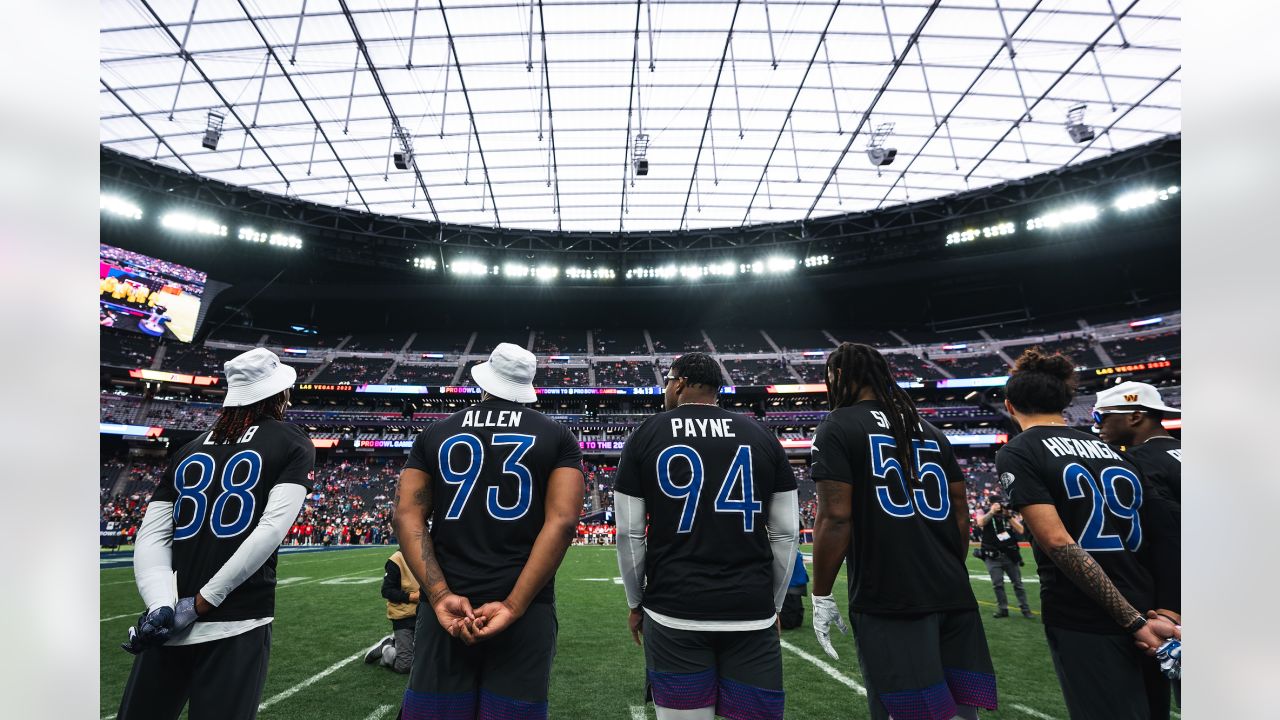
[811,594,849,660]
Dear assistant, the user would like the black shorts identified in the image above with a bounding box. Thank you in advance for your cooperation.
[116,623,272,720]
[642,616,784,720]
[851,610,997,720]
[402,602,557,720]
[1044,625,1171,720]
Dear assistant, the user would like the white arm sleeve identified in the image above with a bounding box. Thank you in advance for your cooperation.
[198,483,308,607]
[767,490,800,613]
[615,491,648,610]
[134,501,176,613]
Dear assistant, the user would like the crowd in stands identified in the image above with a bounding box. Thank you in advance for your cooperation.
[592,360,658,386]
[101,243,206,296]
[100,330,158,368]
[313,358,396,384]
[344,333,411,352]
[101,394,141,424]
[650,330,709,354]
[139,400,221,429]
[1106,330,1182,363]
[931,354,1011,378]
[593,329,650,356]
[534,331,589,355]
[385,363,459,385]
[709,329,772,353]
[724,359,795,386]
[534,365,592,387]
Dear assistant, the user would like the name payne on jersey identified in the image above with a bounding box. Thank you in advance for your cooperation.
[460,409,524,428]
[1041,436,1124,461]
[669,417,737,438]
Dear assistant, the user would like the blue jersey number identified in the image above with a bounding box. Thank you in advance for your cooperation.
[438,433,536,521]
[869,435,951,521]
[1062,463,1143,552]
[172,450,263,541]
[657,444,762,533]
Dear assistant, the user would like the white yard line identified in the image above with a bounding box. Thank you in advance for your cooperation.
[100,612,136,623]
[362,703,396,720]
[969,574,1040,584]
[778,639,867,695]
[277,568,376,589]
[1012,703,1058,719]
[628,704,648,720]
[101,579,135,586]
[257,648,366,713]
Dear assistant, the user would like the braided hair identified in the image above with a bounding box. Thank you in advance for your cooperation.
[825,342,924,483]
[208,390,289,444]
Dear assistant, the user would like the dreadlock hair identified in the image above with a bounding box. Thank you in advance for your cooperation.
[208,389,289,444]
[669,352,723,392]
[825,342,924,483]
[1005,347,1077,415]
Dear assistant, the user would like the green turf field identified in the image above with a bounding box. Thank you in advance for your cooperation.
[101,545,1083,720]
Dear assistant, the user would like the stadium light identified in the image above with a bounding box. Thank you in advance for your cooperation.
[504,263,530,278]
[535,265,559,282]
[1025,204,1098,231]
[100,194,142,220]
[1114,185,1179,212]
[411,257,437,271]
[946,222,1015,246]
[450,259,489,276]
[566,266,616,280]
[765,256,797,273]
[162,211,227,237]
[803,255,830,267]
[238,227,302,249]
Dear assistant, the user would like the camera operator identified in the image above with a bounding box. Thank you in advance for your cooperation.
[977,501,1034,619]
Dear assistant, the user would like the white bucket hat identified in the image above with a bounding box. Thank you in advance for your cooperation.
[470,342,538,403]
[222,348,298,407]
[1093,380,1181,415]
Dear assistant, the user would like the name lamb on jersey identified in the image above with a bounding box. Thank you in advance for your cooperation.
[1041,436,1123,461]
[669,417,737,438]
[461,409,523,428]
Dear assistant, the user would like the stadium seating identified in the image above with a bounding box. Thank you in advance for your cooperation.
[534,330,590,355]
[932,354,1011,378]
[1105,330,1181,363]
[707,328,773,353]
[649,328,710,354]
[724,359,796,385]
[766,328,833,352]
[592,360,659,386]
[534,365,592,387]
[100,329,157,368]
[593,328,649,356]
[385,363,459,385]
[343,332,412,352]
[312,358,396,384]
[1004,337,1100,367]
[408,330,474,354]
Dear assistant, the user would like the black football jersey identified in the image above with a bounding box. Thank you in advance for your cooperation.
[405,398,582,606]
[809,400,976,615]
[1124,436,1181,505]
[614,404,797,622]
[151,418,316,621]
[997,426,1158,633]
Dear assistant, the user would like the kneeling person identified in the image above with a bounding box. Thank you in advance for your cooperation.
[365,550,420,673]
[615,352,800,720]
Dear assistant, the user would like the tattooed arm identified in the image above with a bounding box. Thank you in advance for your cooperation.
[1020,503,1178,651]
[393,467,474,633]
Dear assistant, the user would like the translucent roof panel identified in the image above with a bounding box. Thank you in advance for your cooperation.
[101,0,1181,232]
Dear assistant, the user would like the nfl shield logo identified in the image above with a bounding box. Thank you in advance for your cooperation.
[1000,472,1015,490]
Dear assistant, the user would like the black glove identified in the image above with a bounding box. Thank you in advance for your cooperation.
[120,606,175,655]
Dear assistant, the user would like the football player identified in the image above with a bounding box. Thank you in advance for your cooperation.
[1093,381,1182,505]
[809,342,997,720]
[614,352,799,720]
[997,349,1181,719]
[394,343,585,719]
[116,348,315,720]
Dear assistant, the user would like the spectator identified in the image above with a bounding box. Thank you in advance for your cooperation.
[364,550,419,674]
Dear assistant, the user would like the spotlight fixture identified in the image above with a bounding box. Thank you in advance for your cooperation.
[632,133,650,177]
[1065,104,1095,144]
[202,110,225,151]
[866,122,897,167]
[393,123,414,170]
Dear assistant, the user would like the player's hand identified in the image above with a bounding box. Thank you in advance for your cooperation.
[120,606,175,655]
[409,591,421,604]
[811,594,849,660]
[629,608,644,647]
[1133,614,1179,655]
[171,597,199,636]
[467,601,523,643]
[194,593,214,617]
[432,592,476,635]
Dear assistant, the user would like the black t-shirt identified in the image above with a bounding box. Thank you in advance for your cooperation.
[1125,436,1181,505]
[405,399,582,606]
[997,425,1157,633]
[979,513,1020,553]
[614,404,797,622]
[151,418,316,622]
[809,400,976,615]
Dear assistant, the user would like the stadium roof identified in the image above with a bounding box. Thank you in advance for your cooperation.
[100,0,1181,233]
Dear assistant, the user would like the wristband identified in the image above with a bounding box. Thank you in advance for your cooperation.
[1124,615,1147,634]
